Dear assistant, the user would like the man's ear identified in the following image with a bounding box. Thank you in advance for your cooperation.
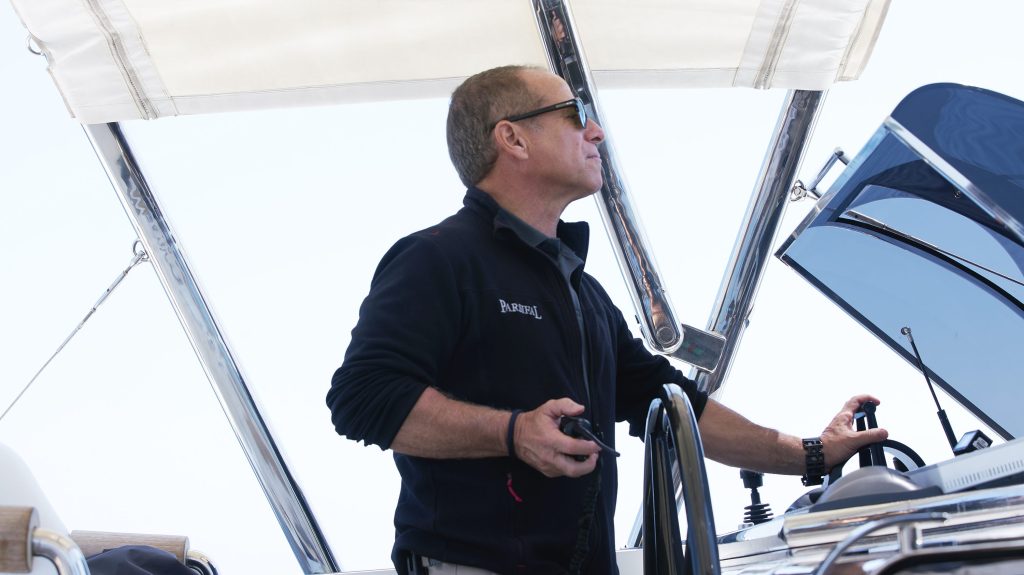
[492,121,530,160]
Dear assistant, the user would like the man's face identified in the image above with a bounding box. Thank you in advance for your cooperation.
[518,70,605,202]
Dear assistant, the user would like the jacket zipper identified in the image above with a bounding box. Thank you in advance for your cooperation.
[549,264,596,425]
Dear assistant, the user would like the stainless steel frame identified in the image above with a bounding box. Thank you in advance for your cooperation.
[529,0,725,373]
[715,484,1024,573]
[811,512,946,575]
[186,550,219,575]
[82,123,338,574]
[712,482,1024,573]
[790,148,849,201]
[885,117,1024,246]
[625,88,827,547]
[641,384,719,575]
[32,528,90,575]
[694,89,826,396]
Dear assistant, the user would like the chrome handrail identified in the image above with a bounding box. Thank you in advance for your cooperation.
[812,512,946,575]
[32,528,90,575]
[643,398,686,574]
[642,384,719,575]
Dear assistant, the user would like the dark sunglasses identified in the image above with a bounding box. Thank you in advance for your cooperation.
[500,97,588,129]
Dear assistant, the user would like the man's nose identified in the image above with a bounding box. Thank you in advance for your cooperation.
[586,118,605,143]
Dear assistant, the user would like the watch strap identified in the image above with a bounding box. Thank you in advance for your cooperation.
[801,437,826,486]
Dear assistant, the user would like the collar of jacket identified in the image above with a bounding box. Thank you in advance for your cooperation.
[463,186,591,263]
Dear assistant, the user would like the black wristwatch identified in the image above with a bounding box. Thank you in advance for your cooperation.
[801,437,826,486]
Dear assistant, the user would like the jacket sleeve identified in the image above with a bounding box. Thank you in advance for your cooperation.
[612,312,708,440]
[326,233,461,450]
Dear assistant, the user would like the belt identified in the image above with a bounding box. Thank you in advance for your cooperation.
[406,553,499,575]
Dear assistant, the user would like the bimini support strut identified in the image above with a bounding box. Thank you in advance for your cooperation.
[82,123,339,574]
[529,0,726,374]
[626,90,825,549]
[694,89,826,396]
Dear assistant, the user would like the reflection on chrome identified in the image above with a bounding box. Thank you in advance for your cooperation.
[695,89,826,397]
[32,528,90,575]
[187,549,219,575]
[642,384,719,575]
[810,512,946,575]
[530,0,685,356]
[82,123,338,574]
[530,0,728,373]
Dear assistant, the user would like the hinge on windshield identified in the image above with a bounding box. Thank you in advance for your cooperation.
[791,148,849,201]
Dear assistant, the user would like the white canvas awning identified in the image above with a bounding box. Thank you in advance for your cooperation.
[9,0,890,124]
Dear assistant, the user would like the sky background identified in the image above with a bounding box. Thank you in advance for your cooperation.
[2,1,1023,573]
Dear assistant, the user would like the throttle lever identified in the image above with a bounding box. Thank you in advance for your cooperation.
[855,401,885,467]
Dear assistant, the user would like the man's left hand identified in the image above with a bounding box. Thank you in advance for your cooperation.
[820,394,889,470]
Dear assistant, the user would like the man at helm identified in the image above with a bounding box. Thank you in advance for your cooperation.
[327,65,886,575]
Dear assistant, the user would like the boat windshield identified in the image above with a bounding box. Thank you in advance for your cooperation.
[779,85,1024,440]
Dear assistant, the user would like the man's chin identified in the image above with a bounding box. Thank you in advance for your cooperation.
[567,177,603,202]
[578,186,601,200]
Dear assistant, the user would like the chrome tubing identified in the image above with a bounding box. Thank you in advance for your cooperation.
[641,384,719,575]
[187,550,219,575]
[642,400,686,574]
[529,0,725,372]
[82,123,338,574]
[32,528,90,575]
[811,512,947,575]
[694,90,826,396]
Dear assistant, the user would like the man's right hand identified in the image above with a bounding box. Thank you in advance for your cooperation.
[513,398,600,478]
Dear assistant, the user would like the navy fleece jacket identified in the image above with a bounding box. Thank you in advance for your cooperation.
[327,187,707,574]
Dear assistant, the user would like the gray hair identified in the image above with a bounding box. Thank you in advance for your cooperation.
[446,65,545,187]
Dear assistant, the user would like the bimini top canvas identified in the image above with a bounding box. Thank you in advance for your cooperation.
[8,0,890,123]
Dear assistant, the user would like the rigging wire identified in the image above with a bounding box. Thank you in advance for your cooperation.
[0,241,150,423]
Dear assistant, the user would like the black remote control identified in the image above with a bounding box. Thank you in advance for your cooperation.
[559,416,621,461]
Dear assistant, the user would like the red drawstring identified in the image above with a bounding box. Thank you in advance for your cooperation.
[506,473,523,503]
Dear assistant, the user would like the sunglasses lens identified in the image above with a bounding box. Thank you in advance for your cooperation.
[575,100,587,128]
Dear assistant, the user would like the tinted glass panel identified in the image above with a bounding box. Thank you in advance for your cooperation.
[893,84,1024,224]
[844,186,1024,303]
[779,84,1024,440]
[784,224,1023,438]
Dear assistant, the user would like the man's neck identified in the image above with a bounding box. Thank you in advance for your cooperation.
[475,183,565,238]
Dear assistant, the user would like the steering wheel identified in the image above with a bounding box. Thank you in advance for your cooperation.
[826,401,926,484]
[827,438,926,484]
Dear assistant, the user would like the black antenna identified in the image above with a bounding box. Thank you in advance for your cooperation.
[901,326,958,451]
